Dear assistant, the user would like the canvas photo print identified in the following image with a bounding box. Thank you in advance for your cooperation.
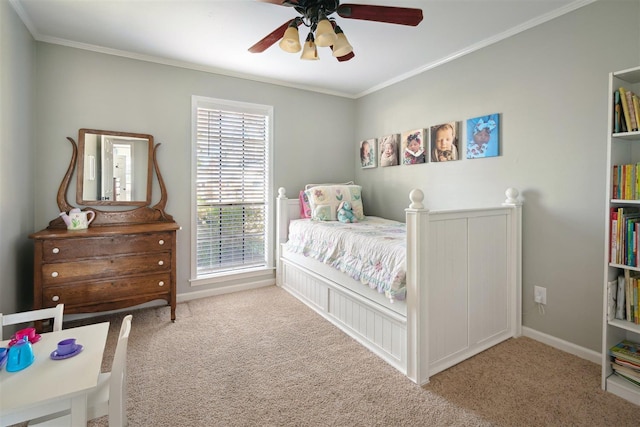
[466,114,499,159]
[360,138,377,168]
[378,134,400,167]
[401,129,426,165]
[430,122,460,162]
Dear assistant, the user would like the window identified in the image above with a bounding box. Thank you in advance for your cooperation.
[191,96,273,284]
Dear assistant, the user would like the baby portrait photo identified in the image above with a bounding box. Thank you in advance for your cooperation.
[466,114,500,159]
[401,129,426,165]
[378,134,400,167]
[430,122,460,162]
[359,138,377,168]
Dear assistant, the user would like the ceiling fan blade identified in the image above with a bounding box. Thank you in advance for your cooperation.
[256,0,298,5]
[248,20,295,53]
[337,4,423,26]
[336,51,355,62]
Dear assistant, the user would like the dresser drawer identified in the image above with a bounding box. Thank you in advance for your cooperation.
[41,232,173,262]
[41,252,171,285]
[42,273,171,307]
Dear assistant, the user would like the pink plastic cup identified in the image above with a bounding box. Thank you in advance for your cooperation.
[15,327,36,342]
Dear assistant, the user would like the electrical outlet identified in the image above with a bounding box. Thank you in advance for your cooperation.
[534,286,547,305]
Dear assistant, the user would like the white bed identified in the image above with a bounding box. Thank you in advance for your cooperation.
[276,187,522,385]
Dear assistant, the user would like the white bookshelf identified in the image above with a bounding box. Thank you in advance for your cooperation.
[603,65,640,406]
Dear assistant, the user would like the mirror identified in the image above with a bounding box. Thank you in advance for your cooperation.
[76,129,153,206]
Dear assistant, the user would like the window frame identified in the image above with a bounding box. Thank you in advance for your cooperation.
[190,95,275,287]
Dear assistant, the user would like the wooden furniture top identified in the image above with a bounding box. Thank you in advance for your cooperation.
[30,222,179,240]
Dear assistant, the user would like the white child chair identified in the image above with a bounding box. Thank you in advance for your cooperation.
[0,304,64,339]
[29,314,133,427]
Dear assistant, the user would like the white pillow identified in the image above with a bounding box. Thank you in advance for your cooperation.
[304,184,364,221]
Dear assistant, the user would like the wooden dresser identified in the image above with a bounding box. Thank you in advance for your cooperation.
[31,130,179,321]
[30,222,179,321]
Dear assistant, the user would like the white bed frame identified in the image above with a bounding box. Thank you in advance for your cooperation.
[276,187,522,385]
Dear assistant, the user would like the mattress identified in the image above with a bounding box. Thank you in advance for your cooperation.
[284,217,407,299]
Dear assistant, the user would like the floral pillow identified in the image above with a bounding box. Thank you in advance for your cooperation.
[299,190,312,218]
[304,185,364,221]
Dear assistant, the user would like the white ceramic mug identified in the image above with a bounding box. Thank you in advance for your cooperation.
[68,210,95,230]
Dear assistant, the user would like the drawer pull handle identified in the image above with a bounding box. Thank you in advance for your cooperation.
[51,272,59,278]
[158,260,164,266]
[52,295,60,302]
[158,239,165,245]
[52,247,60,254]
[158,281,165,286]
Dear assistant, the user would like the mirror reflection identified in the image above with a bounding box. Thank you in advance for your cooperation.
[77,129,153,206]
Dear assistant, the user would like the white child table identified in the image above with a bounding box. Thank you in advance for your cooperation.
[0,322,109,426]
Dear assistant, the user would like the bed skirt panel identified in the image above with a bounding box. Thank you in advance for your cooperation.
[281,259,407,373]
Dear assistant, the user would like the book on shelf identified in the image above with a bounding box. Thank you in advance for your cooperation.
[610,340,640,365]
[625,89,638,132]
[616,275,626,320]
[613,371,640,388]
[626,270,633,322]
[609,206,640,265]
[619,87,636,132]
[614,90,623,133]
[612,165,619,199]
[613,272,640,323]
[611,362,640,381]
[608,280,618,321]
[634,94,640,130]
[611,213,617,263]
[611,163,640,200]
[613,356,640,371]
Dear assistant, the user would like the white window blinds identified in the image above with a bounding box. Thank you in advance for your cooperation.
[194,101,269,276]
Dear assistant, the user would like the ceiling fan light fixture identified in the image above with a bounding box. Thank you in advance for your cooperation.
[279,25,301,53]
[300,32,318,60]
[250,2,423,61]
[332,26,353,57]
[314,16,337,47]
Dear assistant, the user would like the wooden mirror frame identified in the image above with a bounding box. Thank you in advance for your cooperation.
[47,133,174,229]
[76,129,153,206]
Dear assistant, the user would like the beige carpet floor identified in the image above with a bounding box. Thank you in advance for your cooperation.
[24,285,640,426]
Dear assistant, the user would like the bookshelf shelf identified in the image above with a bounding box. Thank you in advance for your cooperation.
[611,199,640,205]
[606,375,640,405]
[609,263,640,271]
[612,131,640,140]
[604,65,640,406]
[608,318,640,334]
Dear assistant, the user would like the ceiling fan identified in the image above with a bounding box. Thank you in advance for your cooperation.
[248,0,423,62]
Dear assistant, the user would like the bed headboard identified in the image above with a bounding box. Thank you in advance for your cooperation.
[276,187,299,250]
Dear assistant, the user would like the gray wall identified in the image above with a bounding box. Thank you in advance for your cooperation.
[0,0,36,313]
[4,0,640,355]
[32,44,356,297]
[354,0,640,352]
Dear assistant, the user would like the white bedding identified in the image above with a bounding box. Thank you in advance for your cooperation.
[284,217,407,299]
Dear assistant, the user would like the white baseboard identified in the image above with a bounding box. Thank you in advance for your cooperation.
[176,279,274,302]
[68,282,602,369]
[63,280,274,322]
[522,326,601,365]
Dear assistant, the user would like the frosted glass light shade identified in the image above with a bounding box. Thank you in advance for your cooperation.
[315,18,337,47]
[332,31,353,57]
[300,38,318,60]
[279,26,301,53]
